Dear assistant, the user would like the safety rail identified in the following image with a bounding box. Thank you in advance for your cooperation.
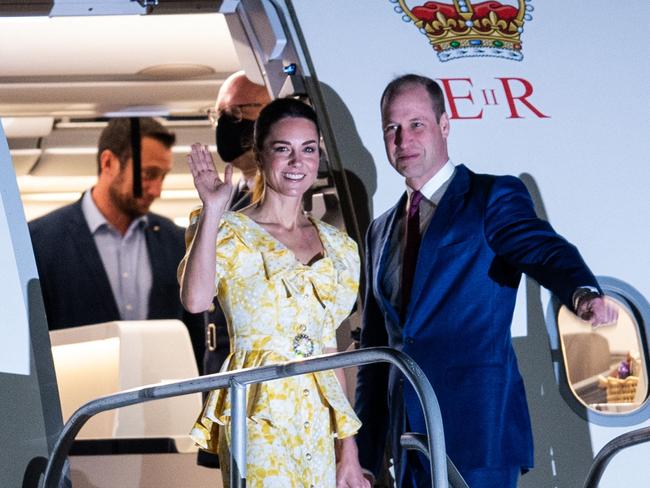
[400,433,468,488]
[42,347,449,488]
[583,425,650,487]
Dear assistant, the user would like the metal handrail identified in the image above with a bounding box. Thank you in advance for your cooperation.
[583,426,650,487]
[401,433,469,488]
[42,347,449,488]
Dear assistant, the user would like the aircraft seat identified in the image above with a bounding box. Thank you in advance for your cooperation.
[562,332,611,384]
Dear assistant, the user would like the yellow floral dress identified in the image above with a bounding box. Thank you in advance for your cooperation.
[184,211,361,487]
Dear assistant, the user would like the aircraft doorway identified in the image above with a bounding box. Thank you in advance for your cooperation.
[551,277,650,425]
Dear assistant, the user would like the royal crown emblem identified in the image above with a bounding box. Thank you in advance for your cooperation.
[390,0,534,62]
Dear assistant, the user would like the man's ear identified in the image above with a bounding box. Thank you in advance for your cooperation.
[439,112,450,139]
[99,149,119,176]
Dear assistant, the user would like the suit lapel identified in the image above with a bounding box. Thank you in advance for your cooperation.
[230,189,251,211]
[67,199,121,318]
[375,193,407,325]
[405,166,471,322]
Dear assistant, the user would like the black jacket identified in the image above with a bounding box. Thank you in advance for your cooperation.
[28,197,204,362]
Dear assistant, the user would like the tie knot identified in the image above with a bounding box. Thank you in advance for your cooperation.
[408,190,423,218]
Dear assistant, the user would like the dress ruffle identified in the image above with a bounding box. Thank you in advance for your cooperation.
[191,349,361,453]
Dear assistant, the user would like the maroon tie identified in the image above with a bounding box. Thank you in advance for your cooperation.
[401,190,423,318]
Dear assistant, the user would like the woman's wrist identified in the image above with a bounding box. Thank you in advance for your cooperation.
[200,201,226,221]
[338,436,359,456]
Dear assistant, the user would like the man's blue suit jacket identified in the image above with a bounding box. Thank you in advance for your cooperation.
[355,164,600,481]
[28,197,203,359]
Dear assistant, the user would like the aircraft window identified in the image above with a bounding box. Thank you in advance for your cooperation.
[558,296,648,414]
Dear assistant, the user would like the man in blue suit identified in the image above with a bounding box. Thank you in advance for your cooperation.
[342,74,617,488]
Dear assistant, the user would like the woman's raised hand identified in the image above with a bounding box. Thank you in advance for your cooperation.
[187,143,233,212]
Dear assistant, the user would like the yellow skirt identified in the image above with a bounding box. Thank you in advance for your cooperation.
[217,373,336,488]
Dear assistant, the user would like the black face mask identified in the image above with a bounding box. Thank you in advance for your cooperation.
[215,113,255,163]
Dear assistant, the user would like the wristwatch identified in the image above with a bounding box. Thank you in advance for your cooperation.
[572,286,602,311]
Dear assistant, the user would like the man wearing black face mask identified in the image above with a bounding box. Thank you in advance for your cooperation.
[212,71,270,210]
[186,71,270,469]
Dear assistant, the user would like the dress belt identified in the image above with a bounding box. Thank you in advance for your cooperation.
[233,334,321,359]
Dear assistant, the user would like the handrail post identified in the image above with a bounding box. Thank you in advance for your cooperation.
[397,352,448,487]
[230,379,247,488]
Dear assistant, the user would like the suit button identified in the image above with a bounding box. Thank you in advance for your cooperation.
[208,303,216,313]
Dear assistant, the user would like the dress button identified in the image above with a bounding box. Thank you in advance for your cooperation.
[305,453,312,461]
[406,337,414,345]
[304,421,310,429]
[300,324,307,332]
[303,389,309,397]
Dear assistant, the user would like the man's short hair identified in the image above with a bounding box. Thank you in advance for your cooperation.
[380,74,446,122]
[96,117,176,173]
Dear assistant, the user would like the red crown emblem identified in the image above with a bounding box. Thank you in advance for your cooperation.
[391,0,534,62]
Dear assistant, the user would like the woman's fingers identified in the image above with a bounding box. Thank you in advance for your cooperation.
[200,144,212,171]
[188,143,229,193]
[187,146,199,178]
[189,143,212,173]
[223,163,233,186]
[337,481,370,488]
[196,143,209,172]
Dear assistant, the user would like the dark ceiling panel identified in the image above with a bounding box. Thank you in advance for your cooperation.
[0,1,52,16]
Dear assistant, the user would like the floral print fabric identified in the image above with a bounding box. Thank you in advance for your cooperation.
[184,211,361,487]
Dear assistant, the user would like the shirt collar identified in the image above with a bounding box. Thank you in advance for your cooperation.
[81,188,109,233]
[238,178,248,192]
[81,188,148,234]
[406,159,455,205]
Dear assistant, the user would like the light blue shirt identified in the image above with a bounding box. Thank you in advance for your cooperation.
[81,189,152,321]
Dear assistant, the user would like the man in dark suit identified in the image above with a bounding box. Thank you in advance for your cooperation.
[29,117,203,363]
[339,74,618,488]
